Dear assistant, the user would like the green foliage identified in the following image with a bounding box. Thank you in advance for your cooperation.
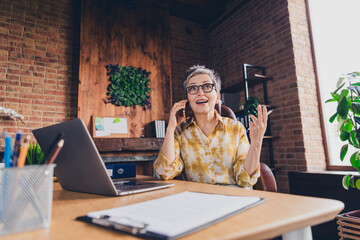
[326,72,360,190]
[105,64,151,108]
[25,142,45,165]
[244,97,260,118]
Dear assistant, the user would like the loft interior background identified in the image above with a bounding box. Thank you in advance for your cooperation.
[0,0,326,193]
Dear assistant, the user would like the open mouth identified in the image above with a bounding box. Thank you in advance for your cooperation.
[196,100,208,104]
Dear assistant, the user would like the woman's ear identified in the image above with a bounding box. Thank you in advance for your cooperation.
[215,91,221,104]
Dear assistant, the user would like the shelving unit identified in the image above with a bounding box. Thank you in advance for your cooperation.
[93,138,163,152]
[222,63,276,168]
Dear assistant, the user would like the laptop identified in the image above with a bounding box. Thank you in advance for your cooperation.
[33,118,174,196]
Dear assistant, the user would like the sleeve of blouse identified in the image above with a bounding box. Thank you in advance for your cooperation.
[153,132,184,180]
[232,123,260,188]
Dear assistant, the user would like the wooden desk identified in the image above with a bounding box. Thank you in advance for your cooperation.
[3,178,343,240]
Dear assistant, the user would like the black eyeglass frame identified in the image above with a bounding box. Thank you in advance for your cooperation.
[186,83,216,95]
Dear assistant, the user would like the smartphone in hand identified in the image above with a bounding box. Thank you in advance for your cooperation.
[176,101,192,120]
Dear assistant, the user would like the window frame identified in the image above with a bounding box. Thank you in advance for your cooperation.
[305,0,354,171]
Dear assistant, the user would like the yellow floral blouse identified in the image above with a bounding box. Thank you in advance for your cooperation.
[154,112,260,188]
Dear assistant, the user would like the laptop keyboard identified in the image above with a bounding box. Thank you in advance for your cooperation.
[113,181,156,191]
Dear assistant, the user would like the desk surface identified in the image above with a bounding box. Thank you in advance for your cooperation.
[3,177,344,240]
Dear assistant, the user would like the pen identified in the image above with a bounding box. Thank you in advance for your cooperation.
[12,131,23,166]
[17,135,31,167]
[3,133,12,168]
[47,139,64,164]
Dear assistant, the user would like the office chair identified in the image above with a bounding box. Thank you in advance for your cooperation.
[215,104,278,192]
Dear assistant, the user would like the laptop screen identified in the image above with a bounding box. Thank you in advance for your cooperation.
[33,119,118,196]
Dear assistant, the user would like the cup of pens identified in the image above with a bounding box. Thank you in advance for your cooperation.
[0,132,63,236]
[0,164,55,236]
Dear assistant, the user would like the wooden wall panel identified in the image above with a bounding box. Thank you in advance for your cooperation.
[78,0,171,137]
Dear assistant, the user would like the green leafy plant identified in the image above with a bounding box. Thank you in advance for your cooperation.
[245,97,260,117]
[104,64,151,108]
[25,142,45,165]
[326,72,360,190]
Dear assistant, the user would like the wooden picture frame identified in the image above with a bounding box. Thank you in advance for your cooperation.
[91,115,129,138]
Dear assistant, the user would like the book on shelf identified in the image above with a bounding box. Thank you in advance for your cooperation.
[152,120,166,138]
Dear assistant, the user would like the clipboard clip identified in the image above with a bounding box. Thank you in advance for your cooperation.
[93,215,148,235]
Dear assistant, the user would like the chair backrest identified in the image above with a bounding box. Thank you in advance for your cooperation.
[215,104,237,120]
[259,163,277,192]
[217,104,277,192]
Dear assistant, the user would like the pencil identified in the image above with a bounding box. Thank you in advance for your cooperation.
[47,139,64,165]
[17,135,31,167]
[12,131,23,166]
[3,133,12,168]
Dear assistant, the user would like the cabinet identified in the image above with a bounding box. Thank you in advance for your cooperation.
[221,63,276,168]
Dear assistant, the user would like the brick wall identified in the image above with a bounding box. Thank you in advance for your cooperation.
[287,0,326,171]
[205,0,326,192]
[170,16,210,103]
[0,0,80,148]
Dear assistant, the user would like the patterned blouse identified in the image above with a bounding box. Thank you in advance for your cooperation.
[153,112,260,188]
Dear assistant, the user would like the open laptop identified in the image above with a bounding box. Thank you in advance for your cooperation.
[33,118,174,196]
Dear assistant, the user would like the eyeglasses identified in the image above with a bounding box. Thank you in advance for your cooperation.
[186,83,215,95]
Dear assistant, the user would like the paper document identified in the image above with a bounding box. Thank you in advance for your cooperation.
[103,117,128,134]
[87,191,264,239]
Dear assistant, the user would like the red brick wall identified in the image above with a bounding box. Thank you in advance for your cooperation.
[205,0,326,192]
[170,16,210,103]
[0,0,80,148]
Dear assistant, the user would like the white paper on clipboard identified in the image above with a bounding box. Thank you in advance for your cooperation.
[103,117,128,134]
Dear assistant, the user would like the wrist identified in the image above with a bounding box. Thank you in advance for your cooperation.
[250,141,263,149]
[166,126,176,133]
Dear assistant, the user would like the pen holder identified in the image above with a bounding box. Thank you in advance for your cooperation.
[0,164,55,236]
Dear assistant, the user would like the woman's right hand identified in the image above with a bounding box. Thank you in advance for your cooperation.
[168,100,188,130]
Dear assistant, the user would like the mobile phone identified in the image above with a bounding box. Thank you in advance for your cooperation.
[176,99,192,119]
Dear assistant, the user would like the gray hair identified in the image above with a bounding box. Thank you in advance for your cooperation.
[183,65,221,94]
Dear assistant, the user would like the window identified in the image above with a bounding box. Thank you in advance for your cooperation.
[308,0,360,167]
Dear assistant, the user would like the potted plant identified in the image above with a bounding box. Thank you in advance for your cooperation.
[25,142,45,165]
[244,97,260,117]
[326,72,360,190]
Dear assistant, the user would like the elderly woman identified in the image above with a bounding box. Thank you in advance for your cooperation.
[154,65,268,188]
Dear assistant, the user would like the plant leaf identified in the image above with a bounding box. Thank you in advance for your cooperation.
[352,102,360,114]
[342,175,350,190]
[341,89,349,97]
[344,121,354,132]
[340,131,350,141]
[348,85,360,96]
[336,78,345,88]
[329,113,337,123]
[350,131,359,147]
[355,116,360,125]
[356,179,360,190]
[325,99,337,103]
[340,144,348,161]
[350,152,360,169]
[331,92,340,101]
[349,175,355,188]
[337,96,349,118]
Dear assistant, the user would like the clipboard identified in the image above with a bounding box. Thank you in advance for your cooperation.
[76,191,266,240]
[91,116,129,138]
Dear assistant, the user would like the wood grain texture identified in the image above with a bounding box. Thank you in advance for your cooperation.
[78,0,172,137]
[93,137,163,151]
[3,179,343,240]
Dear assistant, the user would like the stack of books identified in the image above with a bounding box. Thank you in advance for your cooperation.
[152,120,166,138]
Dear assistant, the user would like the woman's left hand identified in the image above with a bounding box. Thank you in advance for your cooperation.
[248,105,268,144]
